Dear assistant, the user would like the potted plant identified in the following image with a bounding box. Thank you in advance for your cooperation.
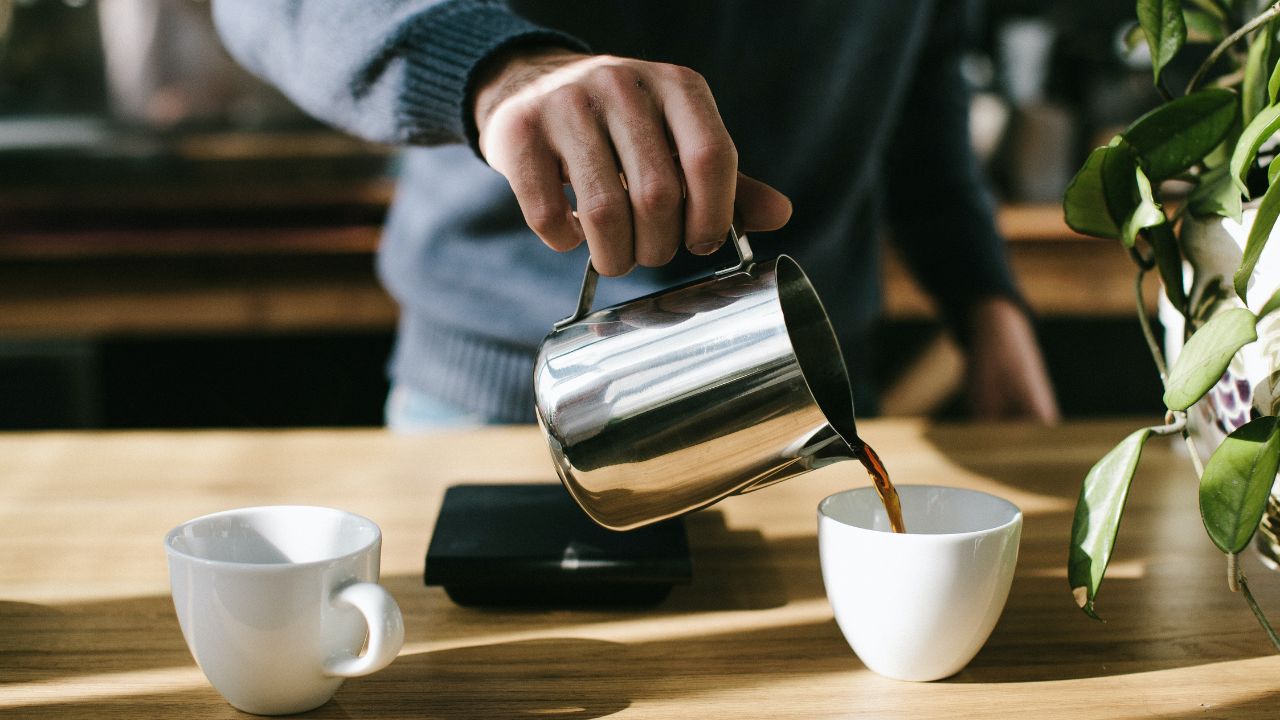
[1062,0,1280,648]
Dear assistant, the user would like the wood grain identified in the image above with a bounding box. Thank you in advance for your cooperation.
[1,420,1277,718]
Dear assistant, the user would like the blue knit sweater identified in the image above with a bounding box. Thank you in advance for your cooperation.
[212,0,1018,422]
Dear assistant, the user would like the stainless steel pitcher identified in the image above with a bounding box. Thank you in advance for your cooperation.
[534,226,861,530]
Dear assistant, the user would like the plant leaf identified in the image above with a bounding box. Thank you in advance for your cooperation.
[1270,52,1280,104]
[1123,166,1167,248]
[1102,142,1145,236]
[1200,416,1280,554]
[1164,308,1258,410]
[1230,103,1280,197]
[1064,141,1171,244]
[1261,287,1280,317]
[1189,162,1245,221]
[1187,0,1228,24]
[1234,175,1280,299]
[1138,0,1187,85]
[1184,8,1226,44]
[1147,222,1187,309]
[1064,145,1124,239]
[1243,20,1274,125]
[1123,88,1237,182]
[1069,428,1153,619]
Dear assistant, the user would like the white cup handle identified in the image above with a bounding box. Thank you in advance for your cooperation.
[323,581,405,677]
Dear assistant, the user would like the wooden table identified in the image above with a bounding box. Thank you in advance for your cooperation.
[2,419,1278,718]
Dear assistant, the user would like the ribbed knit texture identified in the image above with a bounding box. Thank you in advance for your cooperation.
[395,1,588,151]
[394,314,538,423]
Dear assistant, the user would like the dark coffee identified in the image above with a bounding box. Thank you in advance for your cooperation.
[855,443,906,533]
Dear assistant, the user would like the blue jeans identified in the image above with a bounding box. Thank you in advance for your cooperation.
[384,385,487,432]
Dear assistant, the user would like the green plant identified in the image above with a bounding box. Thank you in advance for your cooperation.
[1062,0,1280,649]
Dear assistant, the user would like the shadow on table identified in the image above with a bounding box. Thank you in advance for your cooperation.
[952,572,1261,684]
[922,424,1280,684]
[318,617,851,719]
[0,595,192,685]
[947,505,1280,684]
[613,509,816,612]
[5,565,1278,716]
[0,618,853,720]
[0,510,811,688]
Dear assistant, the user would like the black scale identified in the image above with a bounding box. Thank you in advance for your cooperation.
[424,484,691,608]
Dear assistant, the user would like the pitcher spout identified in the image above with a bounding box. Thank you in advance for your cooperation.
[735,425,861,495]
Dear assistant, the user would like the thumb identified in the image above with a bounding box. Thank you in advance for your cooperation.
[734,172,792,232]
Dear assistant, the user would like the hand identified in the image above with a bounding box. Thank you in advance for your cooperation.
[474,48,793,276]
[964,297,1060,424]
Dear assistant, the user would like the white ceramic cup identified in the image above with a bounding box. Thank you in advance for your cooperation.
[818,485,1021,681]
[165,506,405,715]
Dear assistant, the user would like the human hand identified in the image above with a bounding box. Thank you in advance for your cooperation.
[474,48,793,276]
[964,296,1060,424]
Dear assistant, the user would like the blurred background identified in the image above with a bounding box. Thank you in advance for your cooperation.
[0,0,1170,430]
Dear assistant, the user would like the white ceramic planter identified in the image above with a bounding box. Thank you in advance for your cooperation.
[1160,206,1280,566]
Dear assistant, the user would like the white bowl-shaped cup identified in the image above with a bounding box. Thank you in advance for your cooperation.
[819,485,1021,681]
[165,506,405,715]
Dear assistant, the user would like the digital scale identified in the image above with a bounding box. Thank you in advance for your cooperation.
[424,484,692,608]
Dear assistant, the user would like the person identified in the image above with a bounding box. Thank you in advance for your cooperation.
[211,0,1059,429]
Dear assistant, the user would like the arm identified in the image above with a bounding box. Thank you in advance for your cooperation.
[883,1,1058,422]
[210,0,586,147]
[213,0,791,276]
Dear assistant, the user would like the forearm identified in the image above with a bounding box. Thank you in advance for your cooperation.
[210,0,585,147]
[883,0,1021,338]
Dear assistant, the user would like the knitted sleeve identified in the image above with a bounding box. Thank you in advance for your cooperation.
[882,0,1023,339]
[211,0,587,149]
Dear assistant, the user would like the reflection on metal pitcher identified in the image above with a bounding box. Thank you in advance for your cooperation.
[534,226,861,530]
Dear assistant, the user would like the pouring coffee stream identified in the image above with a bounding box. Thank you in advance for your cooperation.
[534,224,906,533]
[857,443,907,534]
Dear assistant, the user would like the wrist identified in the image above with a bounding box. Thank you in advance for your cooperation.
[963,294,1032,338]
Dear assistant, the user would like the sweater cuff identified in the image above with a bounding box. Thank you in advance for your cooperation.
[396,1,589,153]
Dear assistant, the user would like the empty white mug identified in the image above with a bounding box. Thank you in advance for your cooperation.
[165,506,405,715]
[818,485,1021,681]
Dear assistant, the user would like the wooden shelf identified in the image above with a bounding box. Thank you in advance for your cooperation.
[887,203,1151,320]
[996,202,1082,242]
[0,198,1142,339]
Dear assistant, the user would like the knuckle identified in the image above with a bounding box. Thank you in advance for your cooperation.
[509,110,541,141]
[482,105,540,158]
[549,84,593,113]
[664,63,705,88]
[578,191,629,227]
[683,140,737,177]
[595,64,636,93]
[633,178,681,216]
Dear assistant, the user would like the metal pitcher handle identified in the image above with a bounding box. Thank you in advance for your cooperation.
[552,222,754,331]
